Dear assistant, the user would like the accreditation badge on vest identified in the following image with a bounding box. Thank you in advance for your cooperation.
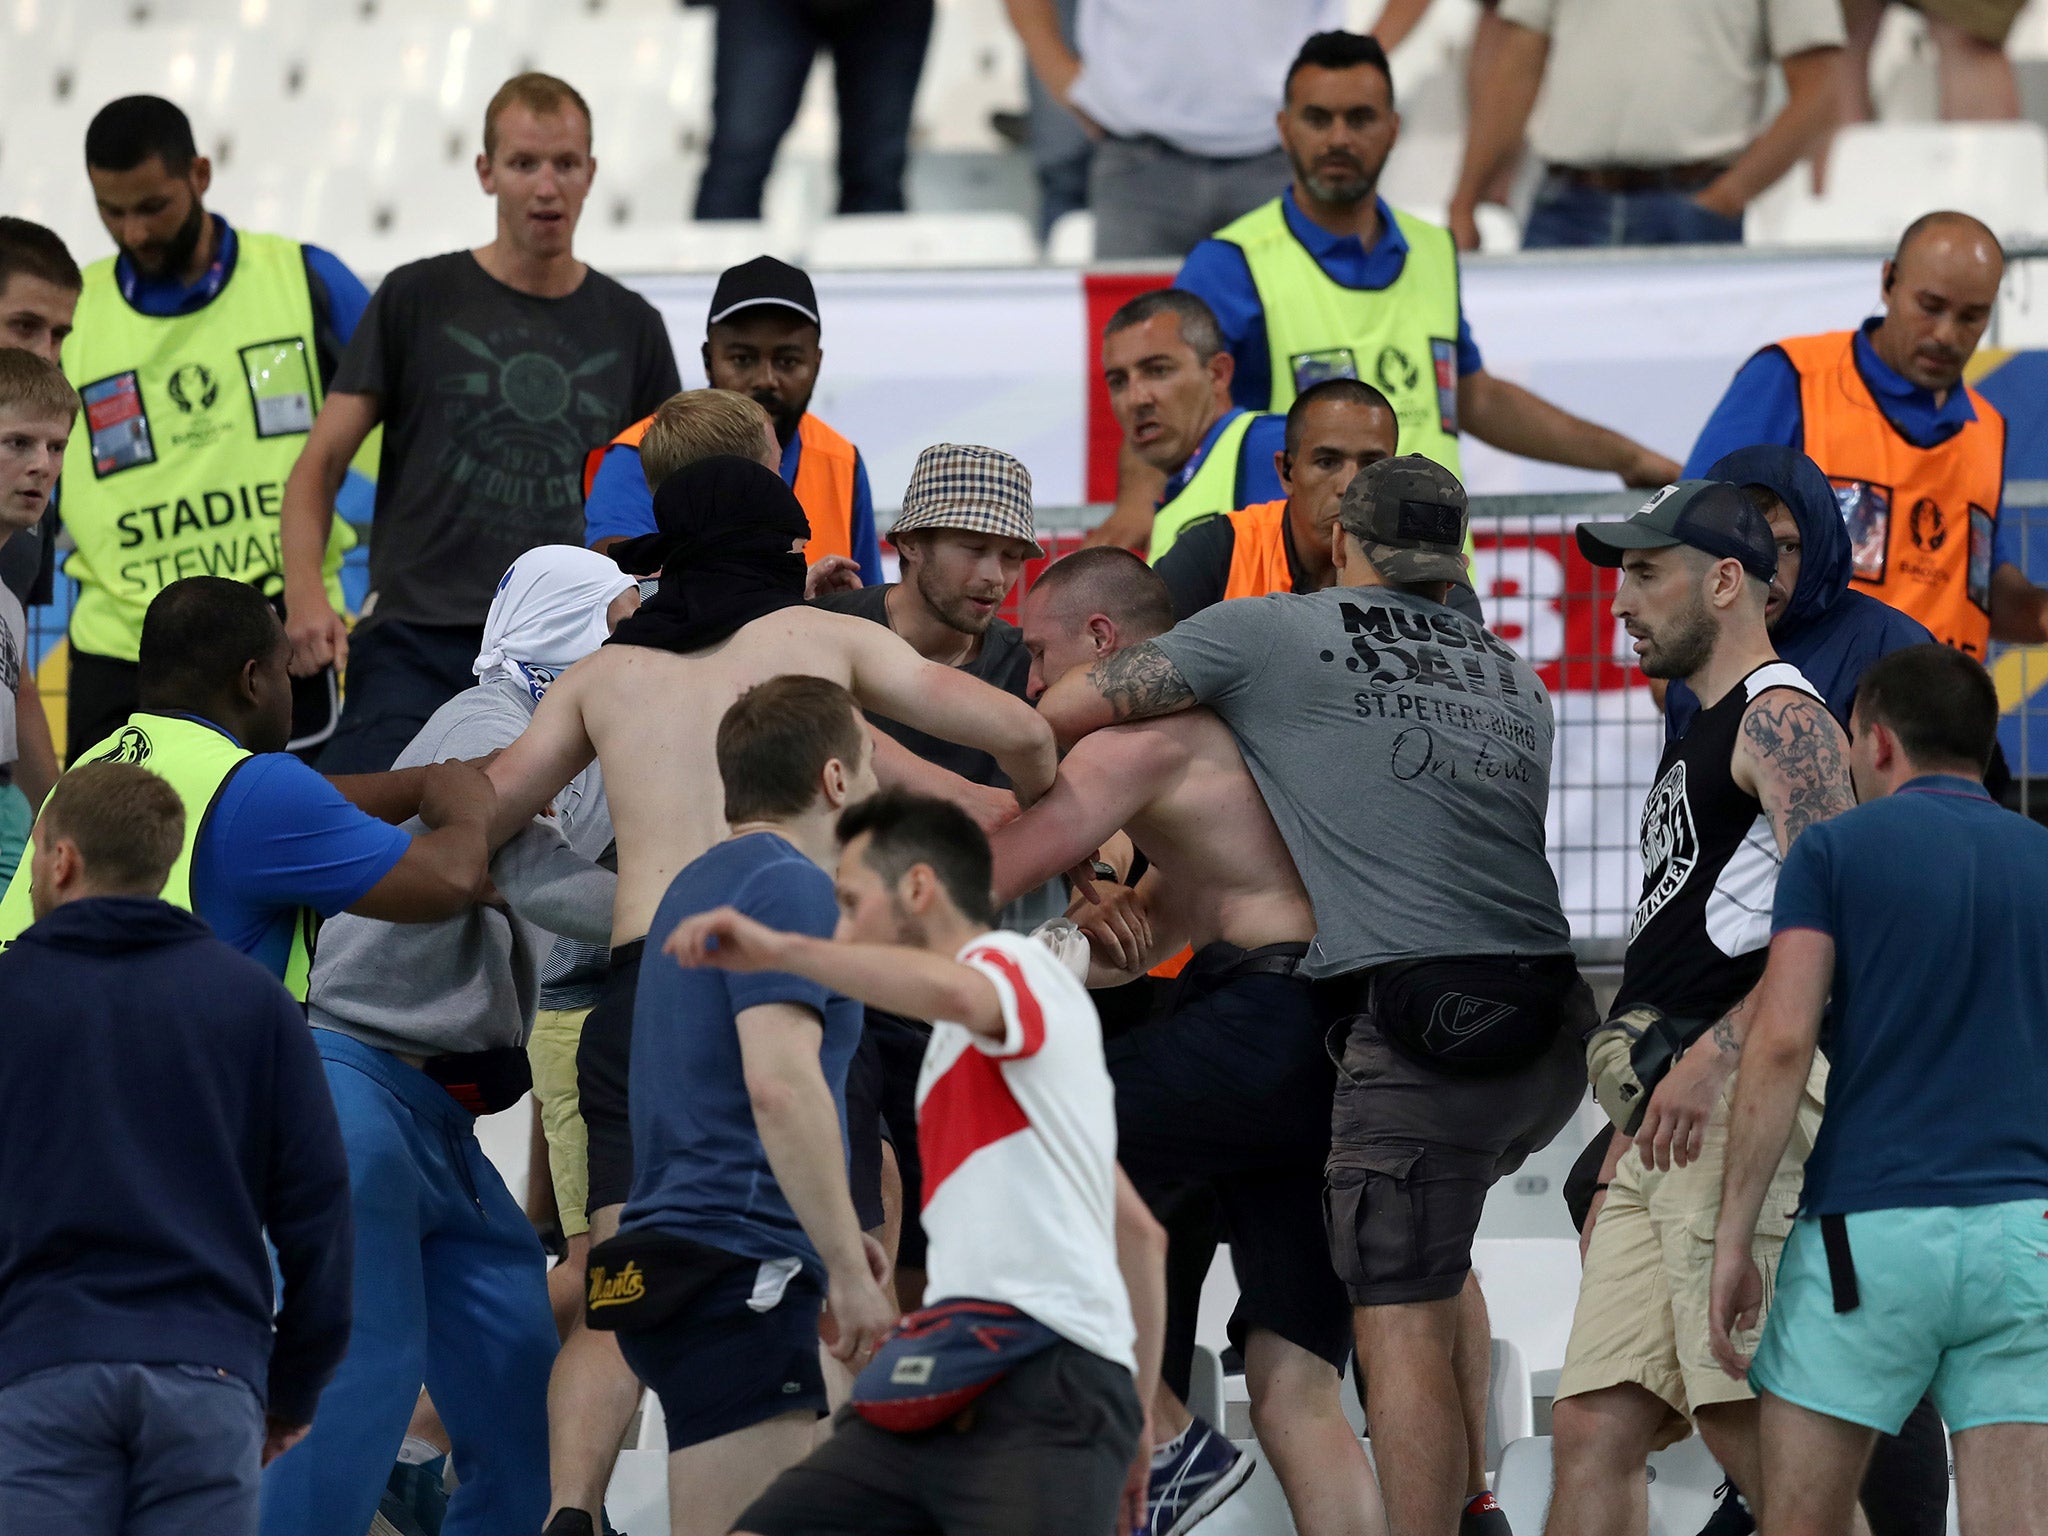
[1828,478,1892,582]
[239,338,315,437]
[82,371,156,476]
[1290,346,1359,395]
[1969,505,1994,612]
[1430,337,1458,434]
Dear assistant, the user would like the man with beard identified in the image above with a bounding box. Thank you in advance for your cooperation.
[583,256,883,586]
[814,442,1045,1312]
[1547,481,1855,1536]
[1093,31,1675,556]
[1684,212,2048,659]
[58,96,370,761]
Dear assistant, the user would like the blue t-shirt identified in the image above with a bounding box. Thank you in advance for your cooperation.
[621,833,863,1274]
[1160,407,1288,511]
[1684,318,2023,573]
[176,718,411,978]
[582,424,885,588]
[1174,192,1486,413]
[1773,775,2048,1214]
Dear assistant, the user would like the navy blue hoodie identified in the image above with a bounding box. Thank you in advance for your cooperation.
[0,897,352,1424]
[1667,446,1933,739]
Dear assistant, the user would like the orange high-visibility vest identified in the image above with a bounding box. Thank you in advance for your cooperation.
[1221,500,1295,600]
[581,412,862,567]
[1777,330,2006,658]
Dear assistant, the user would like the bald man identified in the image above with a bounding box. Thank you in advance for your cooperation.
[1686,210,2048,659]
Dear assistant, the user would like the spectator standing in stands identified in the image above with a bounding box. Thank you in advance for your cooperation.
[0,218,79,822]
[1687,212,2048,659]
[1155,31,1678,554]
[280,72,680,774]
[1450,0,1844,249]
[1710,646,2048,1536]
[0,763,353,1535]
[1840,0,2022,127]
[0,576,497,994]
[261,548,638,1536]
[1005,0,1344,259]
[0,351,72,886]
[1040,458,1593,1536]
[1020,0,1093,237]
[61,96,367,760]
[814,442,1043,1310]
[584,259,883,586]
[1153,376,1397,618]
[695,0,935,220]
[599,678,895,1536]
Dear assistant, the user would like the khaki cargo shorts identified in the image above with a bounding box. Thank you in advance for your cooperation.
[528,1006,592,1239]
[1554,1057,1828,1449]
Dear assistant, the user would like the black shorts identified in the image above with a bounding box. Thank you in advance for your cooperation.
[844,1027,893,1233]
[616,1257,827,1452]
[865,1009,932,1270]
[1322,970,1593,1305]
[1109,947,1351,1371]
[737,1343,1142,1536]
[577,940,644,1215]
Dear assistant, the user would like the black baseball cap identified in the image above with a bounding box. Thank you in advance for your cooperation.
[1575,480,1777,582]
[707,255,820,330]
[1337,455,1473,588]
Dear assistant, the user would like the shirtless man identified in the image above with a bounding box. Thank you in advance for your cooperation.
[487,456,1055,1536]
[989,547,1383,1536]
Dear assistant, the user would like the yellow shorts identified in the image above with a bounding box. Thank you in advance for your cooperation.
[529,1007,592,1239]
[1555,1058,1827,1448]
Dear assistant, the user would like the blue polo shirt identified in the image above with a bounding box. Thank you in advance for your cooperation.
[1773,774,2048,1214]
[582,424,884,587]
[1159,407,1288,510]
[620,832,863,1277]
[1174,191,1487,413]
[169,713,411,978]
[1684,318,2023,573]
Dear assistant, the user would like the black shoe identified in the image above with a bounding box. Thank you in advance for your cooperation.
[542,1512,596,1536]
[1695,1480,1755,1536]
[1462,1490,1514,1536]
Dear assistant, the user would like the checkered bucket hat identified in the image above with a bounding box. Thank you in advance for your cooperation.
[891,443,1042,558]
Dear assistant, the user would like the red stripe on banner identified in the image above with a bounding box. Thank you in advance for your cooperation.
[919,1048,1031,1210]
[961,946,1046,1057]
[1082,271,1174,505]
[1469,531,1629,693]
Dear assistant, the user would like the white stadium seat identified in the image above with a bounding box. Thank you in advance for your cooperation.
[1472,1237,1582,1399]
[1751,122,2048,246]
[1045,207,1094,266]
[808,210,1036,269]
[1499,1433,1729,1536]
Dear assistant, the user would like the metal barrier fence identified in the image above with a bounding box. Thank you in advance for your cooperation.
[24,487,2046,945]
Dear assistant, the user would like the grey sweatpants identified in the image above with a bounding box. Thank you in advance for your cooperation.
[0,1361,263,1535]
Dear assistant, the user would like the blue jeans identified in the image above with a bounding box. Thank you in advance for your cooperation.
[316,620,484,775]
[694,0,936,219]
[259,1032,557,1536]
[0,1361,263,1535]
[1521,172,1745,248]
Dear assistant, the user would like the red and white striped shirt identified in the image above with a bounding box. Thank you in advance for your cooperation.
[914,929,1135,1372]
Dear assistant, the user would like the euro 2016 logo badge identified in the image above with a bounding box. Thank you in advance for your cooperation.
[97,726,153,766]
[166,364,219,414]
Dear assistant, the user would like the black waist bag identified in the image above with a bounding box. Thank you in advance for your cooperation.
[583,1229,750,1333]
[1372,953,1580,1077]
[421,1046,533,1116]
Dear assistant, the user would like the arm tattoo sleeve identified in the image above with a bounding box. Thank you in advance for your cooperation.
[1710,987,1757,1063]
[1087,641,1196,723]
[1741,691,1856,851]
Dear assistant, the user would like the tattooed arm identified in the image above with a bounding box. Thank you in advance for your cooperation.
[1034,641,1199,752]
[1735,689,1857,855]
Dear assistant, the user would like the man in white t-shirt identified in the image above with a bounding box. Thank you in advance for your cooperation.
[664,789,1167,1536]
[0,351,76,885]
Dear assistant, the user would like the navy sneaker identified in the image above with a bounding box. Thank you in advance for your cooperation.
[1462,1489,1514,1536]
[1145,1419,1254,1536]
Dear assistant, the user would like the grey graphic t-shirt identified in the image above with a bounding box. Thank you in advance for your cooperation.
[335,252,680,628]
[1153,585,1571,977]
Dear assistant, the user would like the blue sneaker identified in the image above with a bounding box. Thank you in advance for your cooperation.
[1145,1419,1254,1536]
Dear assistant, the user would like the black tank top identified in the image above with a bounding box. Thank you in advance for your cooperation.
[1612,661,1822,1023]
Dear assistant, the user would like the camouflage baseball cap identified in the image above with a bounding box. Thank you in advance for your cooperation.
[1336,455,1472,589]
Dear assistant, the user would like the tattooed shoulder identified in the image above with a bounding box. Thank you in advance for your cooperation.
[1740,689,1855,849]
[1088,641,1195,723]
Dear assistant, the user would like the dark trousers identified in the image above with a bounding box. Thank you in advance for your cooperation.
[694,0,935,220]
[1521,172,1745,249]
[0,1361,263,1535]
[317,621,484,776]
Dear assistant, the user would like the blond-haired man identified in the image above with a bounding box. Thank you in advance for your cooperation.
[279,72,681,774]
